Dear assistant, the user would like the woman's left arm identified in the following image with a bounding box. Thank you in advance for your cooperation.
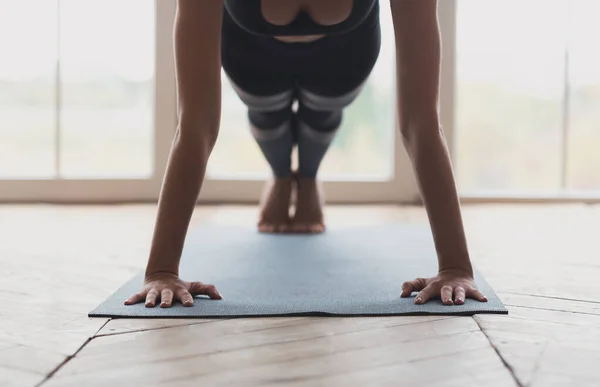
[390,0,487,305]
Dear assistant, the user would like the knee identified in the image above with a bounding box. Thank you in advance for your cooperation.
[296,86,365,133]
[297,85,363,113]
[296,104,342,132]
[231,82,294,114]
[249,108,293,130]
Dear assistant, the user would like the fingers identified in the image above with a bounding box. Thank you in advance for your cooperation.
[404,277,487,306]
[124,291,146,305]
[125,283,222,309]
[414,285,436,305]
[467,287,488,302]
[176,289,195,307]
[160,289,174,308]
[400,278,427,298]
[440,285,454,305]
[145,289,159,307]
[189,282,222,300]
[454,286,466,305]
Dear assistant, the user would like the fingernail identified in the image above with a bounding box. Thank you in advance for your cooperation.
[415,297,423,303]
[458,298,464,303]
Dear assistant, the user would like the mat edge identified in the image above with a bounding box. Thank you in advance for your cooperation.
[88,309,509,319]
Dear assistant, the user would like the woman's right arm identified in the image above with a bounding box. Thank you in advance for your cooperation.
[125,0,224,308]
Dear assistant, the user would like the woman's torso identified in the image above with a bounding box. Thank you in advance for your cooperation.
[223,0,378,42]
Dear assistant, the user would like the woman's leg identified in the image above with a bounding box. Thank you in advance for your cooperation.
[221,11,296,233]
[291,9,382,233]
[289,85,366,233]
[223,80,297,233]
[295,87,365,178]
[239,84,297,233]
[231,83,295,179]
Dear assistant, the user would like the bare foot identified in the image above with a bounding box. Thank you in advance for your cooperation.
[258,175,293,233]
[291,173,325,233]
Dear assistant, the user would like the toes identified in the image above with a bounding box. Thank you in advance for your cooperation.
[289,222,308,233]
[258,223,277,233]
[289,222,325,234]
[275,223,291,233]
[258,222,291,234]
[309,224,325,233]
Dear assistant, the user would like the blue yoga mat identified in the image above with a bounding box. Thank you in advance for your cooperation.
[89,223,507,318]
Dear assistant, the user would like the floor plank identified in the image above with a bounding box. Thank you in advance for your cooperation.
[72,316,466,373]
[0,345,66,376]
[276,348,514,387]
[476,307,600,386]
[44,317,515,387]
[0,366,43,387]
[0,205,212,385]
[497,292,600,316]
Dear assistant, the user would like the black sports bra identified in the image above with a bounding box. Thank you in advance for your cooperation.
[223,0,378,36]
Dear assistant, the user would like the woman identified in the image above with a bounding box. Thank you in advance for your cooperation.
[125,0,489,308]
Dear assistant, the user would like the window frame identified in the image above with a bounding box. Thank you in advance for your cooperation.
[0,0,176,203]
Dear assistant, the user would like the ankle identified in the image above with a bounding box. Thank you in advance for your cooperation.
[293,170,317,181]
[272,171,293,181]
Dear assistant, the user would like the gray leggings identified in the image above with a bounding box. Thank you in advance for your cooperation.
[221,6,381,178]
[232,83,365,178]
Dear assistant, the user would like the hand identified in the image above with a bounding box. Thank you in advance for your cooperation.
[124,271,222,308]
[400,269,488,305]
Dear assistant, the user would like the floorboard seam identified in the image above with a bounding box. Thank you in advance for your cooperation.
[94,318,234,338]
[35,319,110,387]
[505,304,600,317]
[473,317,525,387]
[500,292,600,305]
[528,341,549,385]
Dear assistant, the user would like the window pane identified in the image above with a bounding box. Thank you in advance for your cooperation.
[566,0,600,191]
[59,0,155,178]
[207,5,395,180]
[0,0,57,178]
[454,0,568,193]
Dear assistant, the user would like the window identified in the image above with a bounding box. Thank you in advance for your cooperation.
[0,0,175,201]
[57,0,155,179]
[0,0,58,179]
[454,0,600,198]
[2,1,598,203]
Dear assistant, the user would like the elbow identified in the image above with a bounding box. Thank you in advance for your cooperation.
[399,114,443,152]
[175,116,220,156]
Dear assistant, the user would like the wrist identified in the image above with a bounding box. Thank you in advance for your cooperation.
[438,264,473,278]
[435,241,473,276]
[145,241,183,280]
[145,261,179,279]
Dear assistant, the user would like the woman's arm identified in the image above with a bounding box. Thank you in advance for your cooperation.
[390,0,487,305]
[125,0,224,308]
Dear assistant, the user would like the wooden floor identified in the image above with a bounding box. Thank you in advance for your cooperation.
[2,204,599,387]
